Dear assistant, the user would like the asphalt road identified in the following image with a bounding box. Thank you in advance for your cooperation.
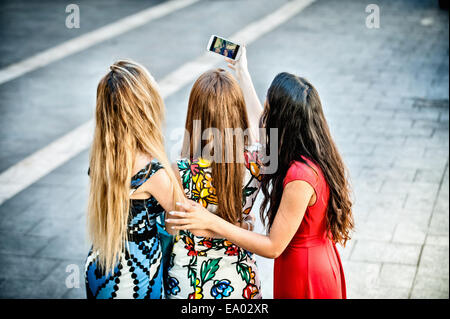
[0,0,448,299]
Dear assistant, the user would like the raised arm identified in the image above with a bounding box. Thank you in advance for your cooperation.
[226,47,263,143]
[167,180,314,258]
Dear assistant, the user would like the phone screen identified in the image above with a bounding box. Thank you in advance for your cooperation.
[209,36,240,59]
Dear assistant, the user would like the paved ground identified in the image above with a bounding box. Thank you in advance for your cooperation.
[0,0,448,299]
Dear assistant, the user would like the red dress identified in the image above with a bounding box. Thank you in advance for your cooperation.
[273,157,346,299]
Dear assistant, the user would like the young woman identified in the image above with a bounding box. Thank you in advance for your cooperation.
[85,60,184,299]
[167,49,354,299]
[165,65,264,299]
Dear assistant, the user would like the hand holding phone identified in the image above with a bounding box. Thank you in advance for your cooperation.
[225,46,248,79]
[207,35,242,61]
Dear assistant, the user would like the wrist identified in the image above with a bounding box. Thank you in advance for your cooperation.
[210,213,226,233]
[237,68,250,80]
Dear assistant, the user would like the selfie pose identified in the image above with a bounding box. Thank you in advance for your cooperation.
[168,49,354,299]
[165,66,264,299]
[85,60,184,299]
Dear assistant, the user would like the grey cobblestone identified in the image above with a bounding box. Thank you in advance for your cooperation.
[378,264,417,289]
[0,254,60,282]
[0,231,53,257]
[392,222,427,245]
[36,234,89,261]
[425,235,450,246]
[410,275,449,298]
[416,245,449,279]
[342,261,381,298]
[351,240,422,265]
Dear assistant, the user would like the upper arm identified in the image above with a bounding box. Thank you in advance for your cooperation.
[144,169,176,213]
[268,180,315,257]
[168,161,218,238]
[171,162,184,189]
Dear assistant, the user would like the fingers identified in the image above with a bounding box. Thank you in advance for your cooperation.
[225,57,236,65]
[165,216,190,225]
[168,211,188,218]
[175,201,193,212]
[166,215,195,231]
[186,199,201,208]
[170,224,192,231]
[227,63,236,70]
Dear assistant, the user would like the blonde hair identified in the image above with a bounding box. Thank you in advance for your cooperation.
[88,60,183,273]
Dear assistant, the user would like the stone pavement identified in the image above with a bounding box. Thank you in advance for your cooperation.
[0,0,448,299]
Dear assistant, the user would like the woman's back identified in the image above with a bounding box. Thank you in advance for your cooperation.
[284,157,329,238]
[166,145,263,299]
[85,60,184,299]
[177,145,262,217]
[86,159,166,299]
[274,157,346,299]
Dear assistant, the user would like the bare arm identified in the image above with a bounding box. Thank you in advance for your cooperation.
[165,162,247,237]
[167,181,314,258]
[226,47,263,144]
[132,166,212,238]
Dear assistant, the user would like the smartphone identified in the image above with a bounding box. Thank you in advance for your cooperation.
[207,35,241,61]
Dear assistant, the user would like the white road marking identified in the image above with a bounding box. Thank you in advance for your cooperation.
[0,0,316,205]
[0,0,200,85]
[0,121,94,204]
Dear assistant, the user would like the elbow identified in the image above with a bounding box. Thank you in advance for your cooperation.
[269,250,282,259]
[263,246,284,259]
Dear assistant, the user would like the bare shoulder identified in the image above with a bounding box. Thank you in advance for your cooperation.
[144,166,171,193]
[132,153,153,176]
[282,180,315,205]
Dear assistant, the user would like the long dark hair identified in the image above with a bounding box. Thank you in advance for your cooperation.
[260,72,353,246]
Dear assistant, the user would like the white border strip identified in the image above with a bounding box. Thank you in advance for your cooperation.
[0,0,315,205]
[0,0,200,85]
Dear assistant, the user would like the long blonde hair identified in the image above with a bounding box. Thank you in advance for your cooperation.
[88,60,183,273]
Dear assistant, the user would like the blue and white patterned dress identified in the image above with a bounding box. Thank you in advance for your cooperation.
[85,159,166,299]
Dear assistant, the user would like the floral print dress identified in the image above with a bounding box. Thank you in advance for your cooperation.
[166,144,263,299]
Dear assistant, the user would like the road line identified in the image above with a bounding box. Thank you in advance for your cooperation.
[0,0,200,85]
[0,0,316,205]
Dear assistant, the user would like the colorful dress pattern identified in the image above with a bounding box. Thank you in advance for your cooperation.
[166,144,263,299]
[85,159,166,299]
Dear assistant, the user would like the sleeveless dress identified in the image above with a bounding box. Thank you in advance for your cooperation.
[85,159,166,299]
[274,156,347,299]
[166,145,263,299]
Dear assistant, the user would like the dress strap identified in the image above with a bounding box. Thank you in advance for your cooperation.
[130,159,163,191]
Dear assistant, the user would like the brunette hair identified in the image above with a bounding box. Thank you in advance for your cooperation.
[260,72,354,246]
[182,69,250,224]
